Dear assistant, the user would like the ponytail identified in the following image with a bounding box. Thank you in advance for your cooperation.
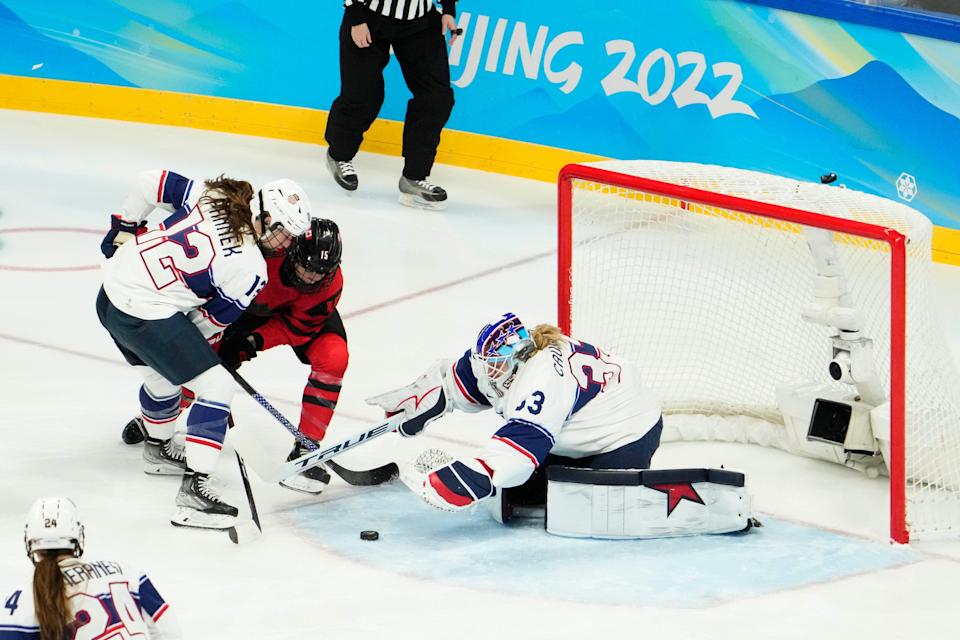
[201,175,256,244]
[514,324,567,364]
[530,324,566,352]
[32,551,71,640]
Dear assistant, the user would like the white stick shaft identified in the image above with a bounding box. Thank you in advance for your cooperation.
[229,415,402,483]
[265,416,402,483]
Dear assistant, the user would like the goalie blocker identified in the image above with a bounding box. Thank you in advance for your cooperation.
[491,467,754,539]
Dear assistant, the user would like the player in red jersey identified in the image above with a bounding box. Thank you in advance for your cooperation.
[216,217,346,494]
[122,218,346,494]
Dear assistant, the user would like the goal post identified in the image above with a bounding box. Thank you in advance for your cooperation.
[558,160,960,544]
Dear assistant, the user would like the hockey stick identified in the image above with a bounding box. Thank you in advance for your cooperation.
[261,415,401,483]
[227,415,262,545]
[326,459,399,486]
[226,366,401,485]
[229,452,262,544]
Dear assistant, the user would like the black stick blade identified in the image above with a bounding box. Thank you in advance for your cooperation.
[327,460,399,486]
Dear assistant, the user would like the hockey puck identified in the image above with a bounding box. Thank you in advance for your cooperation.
[360,530,379,541]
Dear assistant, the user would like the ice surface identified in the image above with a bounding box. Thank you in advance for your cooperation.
[1,109,959,639]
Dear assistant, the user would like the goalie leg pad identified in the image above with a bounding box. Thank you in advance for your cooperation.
[545,468,751,539]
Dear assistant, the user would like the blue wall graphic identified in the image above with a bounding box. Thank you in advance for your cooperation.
[1,0,958,229]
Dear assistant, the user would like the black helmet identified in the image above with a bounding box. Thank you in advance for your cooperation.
[281,218,342,293]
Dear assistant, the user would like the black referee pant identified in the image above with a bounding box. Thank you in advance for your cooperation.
[325,10,455,181]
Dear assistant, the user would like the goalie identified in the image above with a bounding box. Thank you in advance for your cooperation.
[369,313,753,538]
[370,313,664,509]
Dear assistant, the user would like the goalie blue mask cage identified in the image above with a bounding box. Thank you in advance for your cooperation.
[473,313,531,368]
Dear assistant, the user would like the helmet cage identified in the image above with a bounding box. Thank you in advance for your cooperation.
[255,194,295,255]
[254,179,311,255]
[471,314,533,392]
[280,218,342,293]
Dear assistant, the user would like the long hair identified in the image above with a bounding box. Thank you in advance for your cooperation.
[516,324,567,363]
[201,175,256,244]
[32,551,71,640]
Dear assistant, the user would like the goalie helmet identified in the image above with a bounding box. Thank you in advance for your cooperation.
[24,497,85,561]
[280,217,342,293]
[471,313,534,397]
[251,179,312,253]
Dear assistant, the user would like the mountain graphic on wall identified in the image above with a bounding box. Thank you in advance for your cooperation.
[509,91,656,158]
[749,60,960,226]
[180,2,292,58]
[765,60,959,159]
[451,86,563,134]
[0,2,132,86]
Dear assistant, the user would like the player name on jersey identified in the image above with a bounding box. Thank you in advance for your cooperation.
[61,560,124,587]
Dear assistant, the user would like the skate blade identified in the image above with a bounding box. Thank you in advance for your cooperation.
[278,476,326,495]
[144,463,185,476]
[170,507,236,530]
[399,193,446,211]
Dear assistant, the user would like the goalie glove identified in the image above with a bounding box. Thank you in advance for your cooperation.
[365,360,452,437]
[407,448,495,511]
[100,214,146,258]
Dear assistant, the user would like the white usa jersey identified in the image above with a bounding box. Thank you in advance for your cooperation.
[0,558,181,639]
[444,338,662,487]
[101,170,267,340]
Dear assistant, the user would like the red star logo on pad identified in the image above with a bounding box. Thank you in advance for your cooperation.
[648,482,705,517]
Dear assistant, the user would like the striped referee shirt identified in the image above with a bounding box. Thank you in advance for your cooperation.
[345,0,456,24]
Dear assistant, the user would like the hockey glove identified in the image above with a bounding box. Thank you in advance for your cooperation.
[365,360,452,437]
[218,332,263,370]
[100,215,146,258]
[408,449,495,511]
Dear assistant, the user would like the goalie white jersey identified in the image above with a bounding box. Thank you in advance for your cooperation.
[0,557,181,639]
[444,337,662,487]
[101,170,267,340]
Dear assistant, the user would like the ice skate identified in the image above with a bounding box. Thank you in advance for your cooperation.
[326,151,358,191]
[143,437,186,476]
[279,442,331,495]
[171,470,238,530]
[121,416,146,445]
[398,176,447,210]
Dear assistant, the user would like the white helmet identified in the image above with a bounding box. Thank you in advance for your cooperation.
[24,497,85,561]
[251,178,312,238]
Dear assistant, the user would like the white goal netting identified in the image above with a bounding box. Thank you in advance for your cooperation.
[563,160,960,540]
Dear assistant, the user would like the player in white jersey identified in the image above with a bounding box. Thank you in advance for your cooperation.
[95,170,312,529]
[0,497,181,639]
[367,313,664,511]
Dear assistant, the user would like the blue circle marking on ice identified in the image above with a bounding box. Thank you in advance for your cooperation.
[290,484,918,607]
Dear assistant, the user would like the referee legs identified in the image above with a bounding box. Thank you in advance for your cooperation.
[325,14,392,163]
[393,11,454,181]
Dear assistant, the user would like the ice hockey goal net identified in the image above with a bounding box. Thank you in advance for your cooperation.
[558,160,960,543]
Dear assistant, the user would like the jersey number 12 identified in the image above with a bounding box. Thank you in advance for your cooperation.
[138,206,216,290]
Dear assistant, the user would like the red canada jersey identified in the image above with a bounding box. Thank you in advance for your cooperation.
[244,253,343,349]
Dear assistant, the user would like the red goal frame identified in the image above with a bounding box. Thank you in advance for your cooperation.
[557,163,909,543]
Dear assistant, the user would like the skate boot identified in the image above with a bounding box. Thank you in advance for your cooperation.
[143,437,187,476]
[121,416,147,445]
[326,151,358,191]
[398,176,447,210]
[279,442,331,495]
[171,469,238,530]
